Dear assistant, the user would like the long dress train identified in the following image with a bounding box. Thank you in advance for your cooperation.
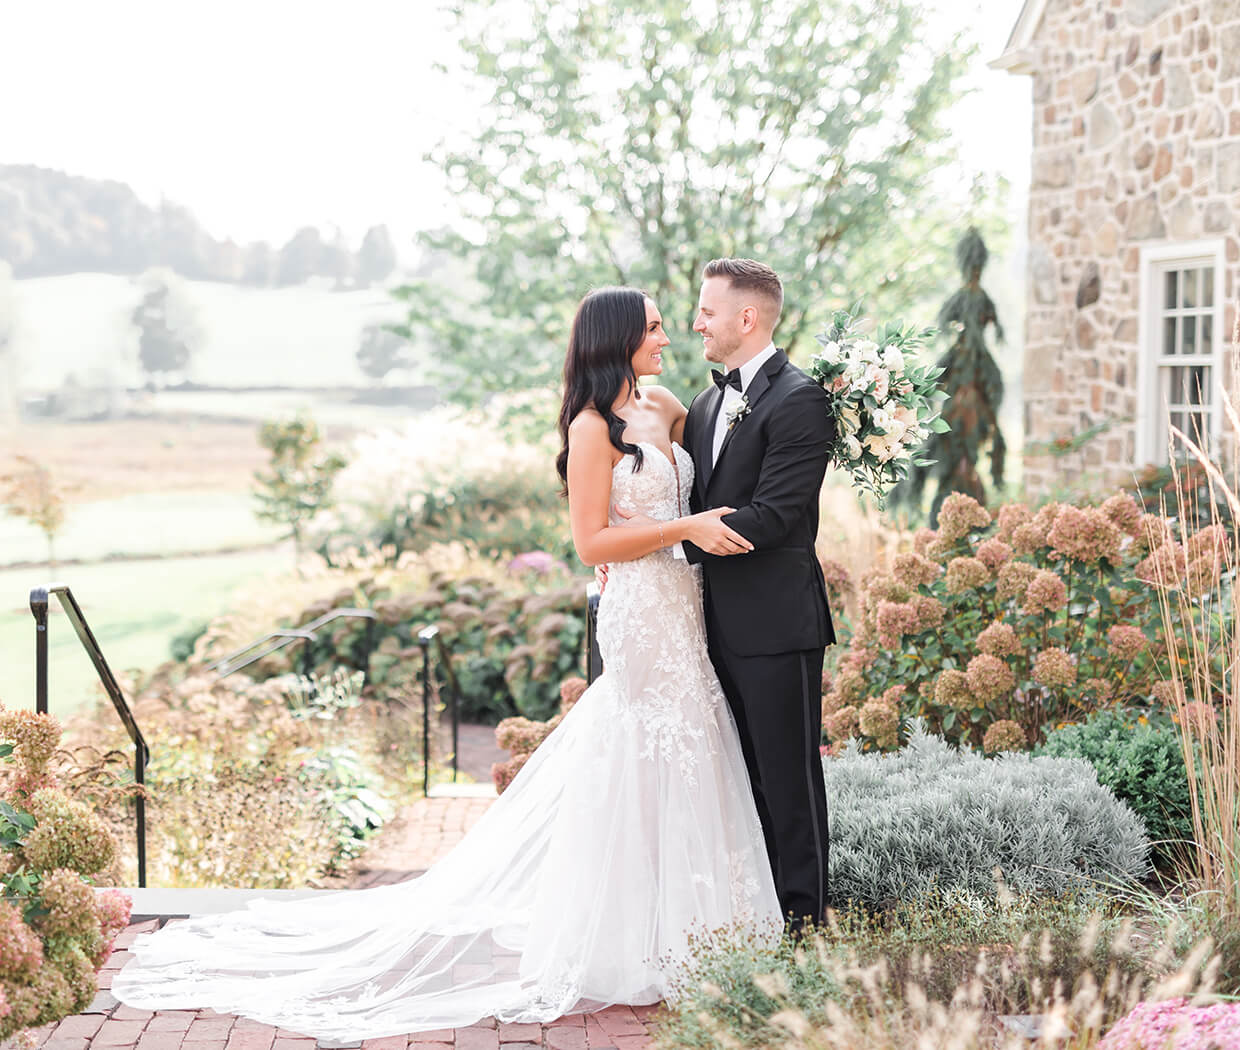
[113,440,780,1039]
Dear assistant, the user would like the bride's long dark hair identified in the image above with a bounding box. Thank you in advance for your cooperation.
[556,286,648,494]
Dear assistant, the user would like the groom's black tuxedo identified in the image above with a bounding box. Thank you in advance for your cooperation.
[681,348,835,927]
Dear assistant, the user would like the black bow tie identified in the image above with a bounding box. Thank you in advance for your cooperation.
[712,368,743,392]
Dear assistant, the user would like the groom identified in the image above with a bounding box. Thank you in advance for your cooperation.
[679,258,835,931]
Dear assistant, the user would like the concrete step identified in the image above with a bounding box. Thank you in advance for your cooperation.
[102,886,344,920]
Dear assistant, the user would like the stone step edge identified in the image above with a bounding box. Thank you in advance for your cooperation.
[99,886,345,919]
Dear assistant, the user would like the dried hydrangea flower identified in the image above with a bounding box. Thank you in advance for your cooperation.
[1100,491,1142,534]
[936,492,992,543]
[1048,505,1122,564]
[966,654,1016,702]
[944,556,990,594]
[982,719,1026,754]
[1106,624,1148,662]
[996,560,1038,602]
[975,537,1013,570]
[858,697,900,750]
[892,551,940,589]
[1033,647,1077,688]
[977,621,1020,658]
[934,669,973,710]
[1021,570,1068,615]
[824,705,860,743]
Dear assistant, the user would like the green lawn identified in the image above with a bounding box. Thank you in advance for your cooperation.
[0,491,283,567]
[0,545,292,717]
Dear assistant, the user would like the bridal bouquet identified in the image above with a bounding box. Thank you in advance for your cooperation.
[807,307,946,504]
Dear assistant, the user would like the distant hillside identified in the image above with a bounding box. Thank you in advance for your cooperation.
[0,164,397,287]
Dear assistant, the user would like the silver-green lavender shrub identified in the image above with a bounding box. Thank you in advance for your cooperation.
[824,724,1150,907]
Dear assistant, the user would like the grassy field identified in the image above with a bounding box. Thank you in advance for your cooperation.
[0,545,292,716]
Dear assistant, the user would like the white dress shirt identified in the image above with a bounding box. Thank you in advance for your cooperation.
[673,342,778,560]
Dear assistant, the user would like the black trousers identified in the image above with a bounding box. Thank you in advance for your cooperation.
[706,605,830,927]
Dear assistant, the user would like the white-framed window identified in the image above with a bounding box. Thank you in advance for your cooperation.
[1137,239,1226,466]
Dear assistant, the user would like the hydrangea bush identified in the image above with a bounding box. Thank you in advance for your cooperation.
[824,726,1149,907]
[0,704,131,1041]
[823,491,1229,753]
[491,677,587,793]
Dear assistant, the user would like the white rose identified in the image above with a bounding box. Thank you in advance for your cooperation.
[819,340,842,365]
[844,435,863,460]
[871,407,893,432]
[855,339,880,362]
[883,345,904,373]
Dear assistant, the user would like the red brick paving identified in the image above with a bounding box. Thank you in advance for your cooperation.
[16,784,662,1050]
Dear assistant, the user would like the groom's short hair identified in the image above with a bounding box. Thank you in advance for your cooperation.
[703,258,783,324]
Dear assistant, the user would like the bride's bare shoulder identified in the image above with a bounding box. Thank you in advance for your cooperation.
[568,407,609,440]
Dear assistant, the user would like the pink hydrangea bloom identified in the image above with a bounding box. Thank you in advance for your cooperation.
[1151,680,1185,707]
[944,556,990,594]
[977,621,1020,658]
[1185,554,1222,597]
[983,719,1027,754]
[1135,541,1188,588]
[912,595,945,631]
[1187,524,1228,561]
[912,527,938,557]
[934,669,973,710]
[1107,625,1148,662]
[1011,521,1049,556]
[966,654,1016,703]
[975,538,1013,570]
[1048,505,1123,564]
[996,560,1038,602]
[936,493,992,542]
[858,696,900,750]
[876,600,921,648]
[1033,647,1078,688]
[1021,570,1068,615]
[1100,491,1143,534]
[995,503,1033,542]
[892,552,940,589]
[824,705,860,742]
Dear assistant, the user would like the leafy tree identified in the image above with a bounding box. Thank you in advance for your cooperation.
[357,225,397,286]
[356,323,412,383]
[1,456,73,568]
[397,0,994,409]
[892,226,1005,521]
[131,269,202,386]
[253,416,348,571]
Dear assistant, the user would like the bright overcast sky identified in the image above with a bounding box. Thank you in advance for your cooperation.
[0,0,1030,254]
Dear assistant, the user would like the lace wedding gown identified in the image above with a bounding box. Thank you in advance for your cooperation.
[114,441,780,1040]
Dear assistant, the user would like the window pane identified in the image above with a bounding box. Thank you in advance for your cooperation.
[1165,270,1178,309]
[1203,267,1214,307]
[1184,315,1197,354]
[1182,268,1198,309]
[1202,315,1213,356]
[1164,316,1178,356]
[1180,365,1211,406]
[1185,410,1210,448]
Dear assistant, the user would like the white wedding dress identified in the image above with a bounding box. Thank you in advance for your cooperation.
[114,441,780,1040]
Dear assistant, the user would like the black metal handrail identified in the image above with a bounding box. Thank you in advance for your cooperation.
[211,608,377,681]
[585,583,602,684]
[416,625,461,795]
[30,585,150,888]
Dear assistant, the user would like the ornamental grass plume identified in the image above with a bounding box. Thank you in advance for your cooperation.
[1150,339,1240,929]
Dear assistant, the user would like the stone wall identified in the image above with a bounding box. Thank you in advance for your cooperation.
[1021,0,1240,495]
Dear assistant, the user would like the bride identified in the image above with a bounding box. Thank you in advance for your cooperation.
[113,286,781,1040]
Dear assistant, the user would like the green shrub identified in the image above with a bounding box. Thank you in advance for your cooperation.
[823,491,1229,753]
[168,618,210,662]
[1036,708,1193,871]
[824,725,1150,907]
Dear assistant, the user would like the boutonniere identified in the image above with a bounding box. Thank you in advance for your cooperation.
[724,395,751,430]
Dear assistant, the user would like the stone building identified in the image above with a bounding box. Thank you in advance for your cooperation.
[994,0,1240,494]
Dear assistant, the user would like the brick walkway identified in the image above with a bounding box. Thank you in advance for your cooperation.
[20,726,663,1050]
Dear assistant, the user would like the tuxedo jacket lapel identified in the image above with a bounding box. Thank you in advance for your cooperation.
[707,350,787,494]
[697,386,725,497]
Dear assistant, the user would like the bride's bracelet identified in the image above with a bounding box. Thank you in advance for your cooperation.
[657,522,665,548]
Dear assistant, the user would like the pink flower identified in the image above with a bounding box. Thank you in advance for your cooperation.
[1187,524,1228,561]
[1033,647,1077,688]
[1081,677,1114,701]
[1107,625,1148,662]
[824,704,860,742]
[1100,492,1142,534]
[912,528,938,557]
[858,696,900,750]
[944,556,990,594]
[977,621,1020,658]
[975,538,1013,570]
[996,560,1038,602]
[1098,997,1240,1049]
[966,654,1016,703]
[1135,542,1188,588]
[1048,505,1123,564]
[876,600,922,648]
[936,493,991,542]
[1021,570,1068,615]
[912,595,945,631]
[892,552,940,589]
[934,669,973,710]
[995,503,1033,542]
[1185,554,1222,597]
[1151,680,1185,707]
[983,719,1026,754]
